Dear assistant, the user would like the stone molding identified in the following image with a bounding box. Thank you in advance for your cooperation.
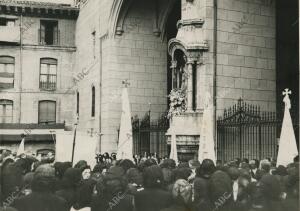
[177,18,205,29]
[166,135,199,145]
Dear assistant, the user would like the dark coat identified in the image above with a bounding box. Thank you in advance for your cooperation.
[135,188,173,211]
[91,194,134,211]
[192,177,212,211]
[161,199,192,211]
[161,204,191,211]
[56,188,77,209]
[12,192,68,211]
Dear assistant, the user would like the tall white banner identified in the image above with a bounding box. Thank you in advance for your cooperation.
[198,92,216,164]
[169,134,178,164]
[116,87,133,160]
[277,89,298,167]
[56,131,97,168]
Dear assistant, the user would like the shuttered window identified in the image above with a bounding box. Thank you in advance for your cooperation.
[0,56,14,89]
[0,99,13,123]
[38,100,56,124]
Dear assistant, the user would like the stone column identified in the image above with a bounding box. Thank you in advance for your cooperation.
[186,59,194,111]
[170,60,177,89]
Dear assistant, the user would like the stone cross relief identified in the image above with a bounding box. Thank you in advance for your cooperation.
[122,79,130,88]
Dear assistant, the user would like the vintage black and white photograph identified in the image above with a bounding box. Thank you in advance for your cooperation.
[0,0,299,210]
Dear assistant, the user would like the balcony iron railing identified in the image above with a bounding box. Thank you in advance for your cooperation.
[40,74,57,91]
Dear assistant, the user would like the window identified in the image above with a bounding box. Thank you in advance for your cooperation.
[0,18,6,26]
[38,100,56,124]
[0,18,15,27]
[0,100,13,123]
[91,86,95,117]
[76,91,79,115]
[40,58,57,90]
[172,50,186,89]
[0,56,14,89]
[39,20,59,45]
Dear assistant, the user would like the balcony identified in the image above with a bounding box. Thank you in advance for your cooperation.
[0,26,20,43]
[40,74,57,91]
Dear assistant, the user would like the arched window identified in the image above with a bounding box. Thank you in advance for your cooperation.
[0,56,15,89]
[0,99,13,123]
[91,86,95,117]
[38,100,56,124]
[40,58,57,90]
[76,91,79,115]
[172,50,186,89]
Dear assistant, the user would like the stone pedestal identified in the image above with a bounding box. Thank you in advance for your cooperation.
[166,111,202,161]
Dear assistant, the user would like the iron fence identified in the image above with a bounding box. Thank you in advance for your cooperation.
[131,112,169,157]
[216,99,293,162]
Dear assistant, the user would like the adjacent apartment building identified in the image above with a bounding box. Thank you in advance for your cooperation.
[0,0,78,154]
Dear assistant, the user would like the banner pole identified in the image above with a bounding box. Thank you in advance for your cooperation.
[71,115,79,165]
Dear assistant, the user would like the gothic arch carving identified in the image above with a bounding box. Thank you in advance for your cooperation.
[168,38,188,61]
[108,0,177,39]
[108,0,134,37]
[158,0,177,40]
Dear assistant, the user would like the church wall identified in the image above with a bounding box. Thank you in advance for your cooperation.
[74,0,111,135]
[202,0,276,116]
[100,0,168,152]
[75,0,168,152]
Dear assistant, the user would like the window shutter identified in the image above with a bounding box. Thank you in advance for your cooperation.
[40,24,45,44]
[39,101,56,124]
[47,101,56,123]
[0,56,14,64]
[0,100,13,123]
[53,24,59,45]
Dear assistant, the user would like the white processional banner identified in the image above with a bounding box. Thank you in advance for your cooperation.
[277,89,298,167]
[56,131,97,168]
[117,87,133,161]
[198,92,216,164]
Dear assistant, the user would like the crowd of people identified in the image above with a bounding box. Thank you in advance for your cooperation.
[0,150,299,211]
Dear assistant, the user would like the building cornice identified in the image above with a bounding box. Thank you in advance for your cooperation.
[0,0,79,19]
[0,44,77,52]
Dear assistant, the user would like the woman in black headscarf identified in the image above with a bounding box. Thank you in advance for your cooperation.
[91,166,134,211]
[135,165,172,211]
[56,167,82,210]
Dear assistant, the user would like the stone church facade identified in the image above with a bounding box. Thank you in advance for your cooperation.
[74,0,282,153]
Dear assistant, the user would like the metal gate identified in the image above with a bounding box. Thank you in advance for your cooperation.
[217,99,282,162]
[131,112,169,157]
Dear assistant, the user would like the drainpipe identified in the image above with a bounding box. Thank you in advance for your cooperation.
[98,34,104,153]
[213,0,218,155]
[18,14,23,123]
